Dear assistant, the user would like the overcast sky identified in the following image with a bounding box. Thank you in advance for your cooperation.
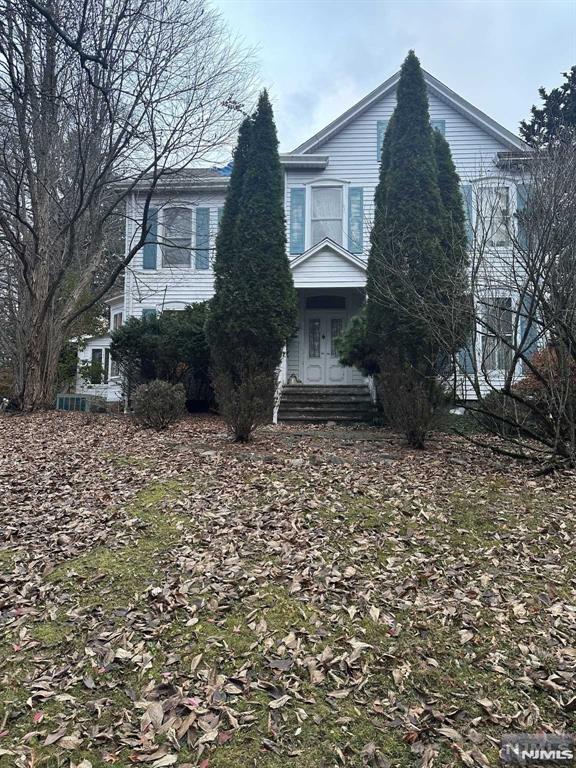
[213,0,576,152]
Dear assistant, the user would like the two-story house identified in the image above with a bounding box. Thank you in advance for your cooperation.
[75,68,526,416]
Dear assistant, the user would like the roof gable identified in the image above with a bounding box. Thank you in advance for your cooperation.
[292,70,526,155]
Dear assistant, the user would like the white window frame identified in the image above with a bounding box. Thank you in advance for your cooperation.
[471,177,518,251]
[479,295,515,373]
[305,179,350,251]
[160,205,194,268]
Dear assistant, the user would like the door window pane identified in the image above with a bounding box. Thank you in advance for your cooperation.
[311,187,343,246]
[162,207,192,267]
[330,318,343,356]
[308,319,321,358]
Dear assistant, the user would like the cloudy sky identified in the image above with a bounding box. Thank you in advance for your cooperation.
[213,0,576,152]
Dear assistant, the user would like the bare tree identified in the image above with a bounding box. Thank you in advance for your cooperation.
[0,0,252,410]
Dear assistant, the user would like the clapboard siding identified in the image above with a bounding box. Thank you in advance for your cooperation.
[292,249,366,288]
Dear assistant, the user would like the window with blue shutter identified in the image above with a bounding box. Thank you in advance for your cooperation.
[457,343,475,373]
[348,187,364,254]
[142,207,158,269]
[431,119,446,135]
[195,207,210,270]
[461,184,473,245]
[289,188,306,254]
[377,120,389,159]
[516,184,530,250]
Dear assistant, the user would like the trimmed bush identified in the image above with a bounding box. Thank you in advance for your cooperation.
[132,380,185,431]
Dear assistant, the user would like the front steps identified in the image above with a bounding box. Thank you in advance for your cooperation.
[278,385,374,423]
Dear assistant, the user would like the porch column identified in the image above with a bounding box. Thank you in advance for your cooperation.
[273,345,288,424]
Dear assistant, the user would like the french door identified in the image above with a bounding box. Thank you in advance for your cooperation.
[303,312,346,384]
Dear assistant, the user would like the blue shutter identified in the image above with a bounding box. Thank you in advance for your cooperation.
[289,188,306,254]
[142,207,158,269]
[195,207,210,270]
[431,119,446,136]
[348,187,364,254]
[458,343,475,373]
[519,294,538,362]
[461,184,473,245]
[377,120,389,159]
[516,183,529,250]
[217,207,224,227]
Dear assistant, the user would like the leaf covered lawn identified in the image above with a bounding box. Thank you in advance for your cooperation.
[0,413,575,768]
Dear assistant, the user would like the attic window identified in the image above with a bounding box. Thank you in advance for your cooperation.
[377,118,446,158]
[305,295,346,310]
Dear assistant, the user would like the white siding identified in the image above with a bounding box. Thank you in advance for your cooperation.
[292,248,366,289]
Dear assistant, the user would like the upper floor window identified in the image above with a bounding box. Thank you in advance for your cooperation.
[162,207,192,268]
[112,311,123,330]
[311,186,343,246]
[478,186,510,247]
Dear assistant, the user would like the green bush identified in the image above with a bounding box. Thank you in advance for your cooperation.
[336,308,380,376]
[132,380,186,431]
[110,303,212,409]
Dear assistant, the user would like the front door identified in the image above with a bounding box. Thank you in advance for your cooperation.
[304,312,346,384]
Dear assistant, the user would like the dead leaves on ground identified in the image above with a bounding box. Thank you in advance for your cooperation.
[0,413,575,767]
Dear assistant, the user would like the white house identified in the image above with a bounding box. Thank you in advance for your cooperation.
[75,69,526,418]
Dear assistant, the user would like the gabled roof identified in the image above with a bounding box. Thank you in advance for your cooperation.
[290,238,367,272]
[292,69,526,155]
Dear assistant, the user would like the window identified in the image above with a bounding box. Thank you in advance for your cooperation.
[479,186,510,247]
[142,308,156,320]
[162,207,192,267]
[90,349,103,384]
[311,187,343,246]
[481,297,513,372]
[112,312,123,330]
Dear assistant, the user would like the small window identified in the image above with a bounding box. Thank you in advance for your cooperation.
[479,186,510,247]
[162,207,192,267]
[112,312,123,330]
[481,297,513,372]
[305,295,346,310]
[142,308,156,320]
[311,187,343,246]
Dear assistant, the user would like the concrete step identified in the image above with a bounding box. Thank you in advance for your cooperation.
[279,412,374,423]
[278,402,373,412]
[281,394,372,405]
[283,385,369,395]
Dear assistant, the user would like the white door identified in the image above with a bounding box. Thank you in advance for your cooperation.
[303,312,347,384]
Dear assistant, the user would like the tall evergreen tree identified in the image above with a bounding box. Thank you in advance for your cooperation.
[207,91,297,441]
[521,66,576,146]
[366,50,469,447]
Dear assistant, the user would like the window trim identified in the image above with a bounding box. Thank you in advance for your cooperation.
[157,205,215,270]
[468,177,518,251]
[305,179,350,250]
[480,295,514,373]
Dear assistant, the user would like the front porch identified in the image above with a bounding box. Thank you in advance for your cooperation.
[285,288,366,387]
